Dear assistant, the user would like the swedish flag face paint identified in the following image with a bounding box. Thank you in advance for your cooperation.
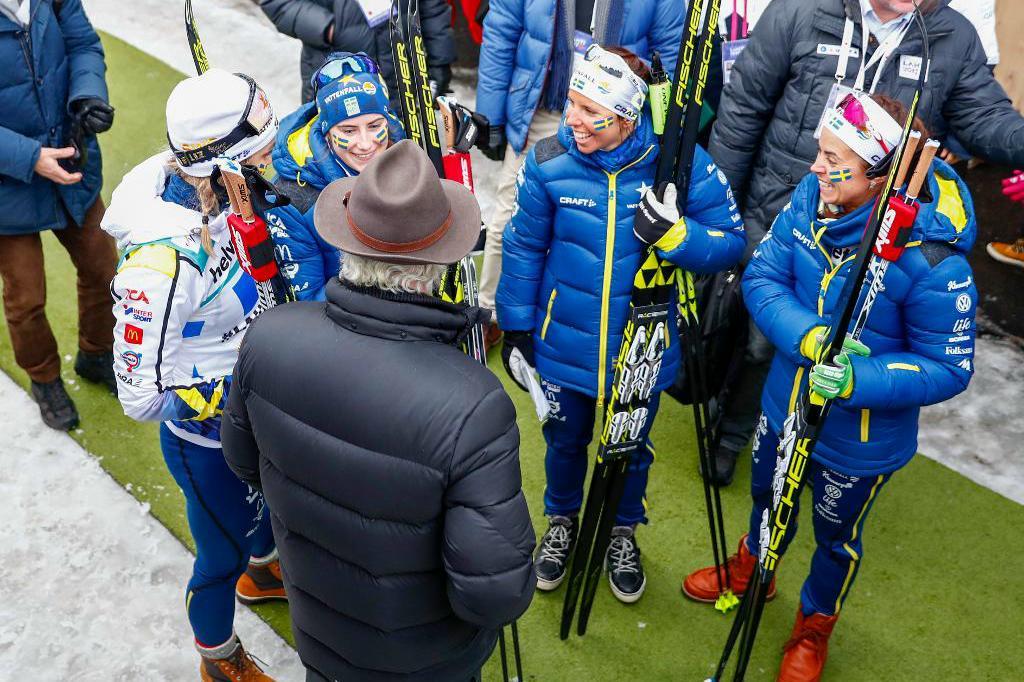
[828,169,853,183]
[593,115,615,131]
[372,126,388,145]
[330,131,352,150]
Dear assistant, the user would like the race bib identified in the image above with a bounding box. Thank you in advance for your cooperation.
[355,0,391,28]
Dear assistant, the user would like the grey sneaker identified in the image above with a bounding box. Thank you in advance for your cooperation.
[534,515,577,591]
[606,525,646,603]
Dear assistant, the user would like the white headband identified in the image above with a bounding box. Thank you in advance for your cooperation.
[569,45,648,122]
[819,93,903,166]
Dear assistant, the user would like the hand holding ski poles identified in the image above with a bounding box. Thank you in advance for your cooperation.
[633,183,685,246]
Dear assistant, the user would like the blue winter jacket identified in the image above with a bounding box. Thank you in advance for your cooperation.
[268,102,404,301]
[497,115,745,404]
[744,161,977,477]
[477,0,684,154]
[0,0,107,234]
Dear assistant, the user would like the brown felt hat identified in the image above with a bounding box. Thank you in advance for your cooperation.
[314,139,481,265]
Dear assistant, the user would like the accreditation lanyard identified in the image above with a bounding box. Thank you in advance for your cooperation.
[834,7,913,95]
[729,0,749,41]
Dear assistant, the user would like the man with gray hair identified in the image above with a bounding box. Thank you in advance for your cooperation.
[222,140,536,682]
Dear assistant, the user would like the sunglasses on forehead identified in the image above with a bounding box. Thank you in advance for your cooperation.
[312,52,381,95]
[170,73,275,167]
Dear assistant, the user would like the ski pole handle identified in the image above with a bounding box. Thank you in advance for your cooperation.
[437,96,457,151]
[216,158,282,284]
[894,130,922,190]
[906,139,941,203]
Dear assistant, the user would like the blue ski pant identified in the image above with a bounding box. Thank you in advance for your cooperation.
[745,414,892,617]
[540,379,658,526]
[160,425,275,647]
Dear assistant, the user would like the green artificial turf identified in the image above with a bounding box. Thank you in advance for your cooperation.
[2,33,1022,680]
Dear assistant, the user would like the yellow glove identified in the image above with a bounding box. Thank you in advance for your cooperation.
[800,325,829,362]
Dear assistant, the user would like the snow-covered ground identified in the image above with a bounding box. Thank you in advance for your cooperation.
[0,372,304,680]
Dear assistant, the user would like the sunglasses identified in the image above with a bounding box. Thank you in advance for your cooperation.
[312,52,381,95]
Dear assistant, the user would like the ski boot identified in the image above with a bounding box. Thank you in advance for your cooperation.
[199,639,274,681]
[777,606,838,682]
[31,378,79,431]
[681,533,776,602]
[236,556,287,605]
[74,350,117,394]
[535,515,577,591]
[699,445,740,486]
[606,525,646,603]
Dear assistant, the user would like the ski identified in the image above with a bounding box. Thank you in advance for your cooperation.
[559,0,720,640]
[710,10,932,680]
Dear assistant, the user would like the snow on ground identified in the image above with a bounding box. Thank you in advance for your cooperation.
[0,370,304,680]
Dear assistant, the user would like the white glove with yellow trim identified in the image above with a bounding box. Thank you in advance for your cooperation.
[634,182,686,247]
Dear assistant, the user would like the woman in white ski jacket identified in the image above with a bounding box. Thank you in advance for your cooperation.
[102,69,283,681]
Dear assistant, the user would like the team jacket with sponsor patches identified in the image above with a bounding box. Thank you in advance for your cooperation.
[743,158,977,476]
[102,153,269,448]
[497,114,745,405]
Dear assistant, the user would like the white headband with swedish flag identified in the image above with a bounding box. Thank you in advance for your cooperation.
[569,45,648,122]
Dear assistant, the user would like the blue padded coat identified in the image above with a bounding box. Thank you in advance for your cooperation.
[0,0,107,234]
[744,160,977,476]
[477,0,684,154]
[497,115,745,405]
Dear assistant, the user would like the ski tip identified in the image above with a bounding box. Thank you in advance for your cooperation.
[714,590,740,614]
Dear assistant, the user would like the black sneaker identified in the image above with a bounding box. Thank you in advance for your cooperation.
[74,350,117,395]
[535,515,577,591]
[30,379,80,431]
[606,525,646,603]
[699,447,739,487]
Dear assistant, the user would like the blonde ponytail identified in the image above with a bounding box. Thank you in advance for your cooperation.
[165,156,220,256]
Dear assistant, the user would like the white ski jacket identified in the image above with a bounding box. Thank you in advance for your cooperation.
[102,153,270,448]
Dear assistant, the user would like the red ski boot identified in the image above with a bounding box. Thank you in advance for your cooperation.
[777,606,839,682]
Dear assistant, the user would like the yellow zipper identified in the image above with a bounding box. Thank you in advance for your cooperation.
[540,288,557,340]
[597,145,657,408]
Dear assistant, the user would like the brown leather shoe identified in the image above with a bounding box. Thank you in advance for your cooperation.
[235,560,287,605]
[681,534,777,602]
[777,606,838,682]
[200,641,275,681]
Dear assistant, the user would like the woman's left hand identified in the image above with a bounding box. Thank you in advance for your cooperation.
[633,182,684,246]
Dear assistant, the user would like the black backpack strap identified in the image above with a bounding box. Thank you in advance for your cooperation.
[273,178,321,215]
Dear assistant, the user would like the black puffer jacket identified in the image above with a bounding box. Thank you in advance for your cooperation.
[710,0,1024,253]
[259,0,456,105]
[222,280,536,681]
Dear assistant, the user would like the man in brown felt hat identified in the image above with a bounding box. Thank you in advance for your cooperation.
[221,140,536,682]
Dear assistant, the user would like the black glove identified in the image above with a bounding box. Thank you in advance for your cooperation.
[71,98,115,136]
[481,124,507,162]
[501,330,535,392]
[428,64,452,99]
[633,182,682,246]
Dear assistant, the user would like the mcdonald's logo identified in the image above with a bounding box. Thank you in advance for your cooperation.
[124,324,144,345]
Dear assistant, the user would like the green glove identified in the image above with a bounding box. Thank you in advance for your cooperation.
[809,336,871,401]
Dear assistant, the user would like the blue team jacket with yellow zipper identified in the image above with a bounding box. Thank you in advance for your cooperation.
[497,114,745,405]
[744,159,977,477]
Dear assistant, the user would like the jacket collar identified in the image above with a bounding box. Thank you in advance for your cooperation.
[325,279,491,346]
[815,0,954,40]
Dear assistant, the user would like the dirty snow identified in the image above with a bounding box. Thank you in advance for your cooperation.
[0,371,304,680]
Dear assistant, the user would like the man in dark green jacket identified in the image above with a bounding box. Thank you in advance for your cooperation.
[0,0,116,431]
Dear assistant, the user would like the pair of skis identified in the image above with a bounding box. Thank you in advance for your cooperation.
[390,2,520,678]
[559,0,730,640]
[710,8,932,680]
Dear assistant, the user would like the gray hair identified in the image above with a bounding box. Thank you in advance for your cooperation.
[339,253,446,295]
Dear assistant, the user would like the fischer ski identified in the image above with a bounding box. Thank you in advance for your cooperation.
[559,0,722,640]
[710,8,932,680]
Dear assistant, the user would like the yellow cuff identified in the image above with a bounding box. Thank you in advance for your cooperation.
[800,325,828,361]
[654,218,688,251]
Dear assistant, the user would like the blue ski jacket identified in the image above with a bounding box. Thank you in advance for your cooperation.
[497,114,745,405]
[0,0,107,234]
[267,102,404,301]
[477,0,684,154]
[744,160,978,476]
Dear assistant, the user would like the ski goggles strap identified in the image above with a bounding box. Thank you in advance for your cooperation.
[169,73,276,168]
